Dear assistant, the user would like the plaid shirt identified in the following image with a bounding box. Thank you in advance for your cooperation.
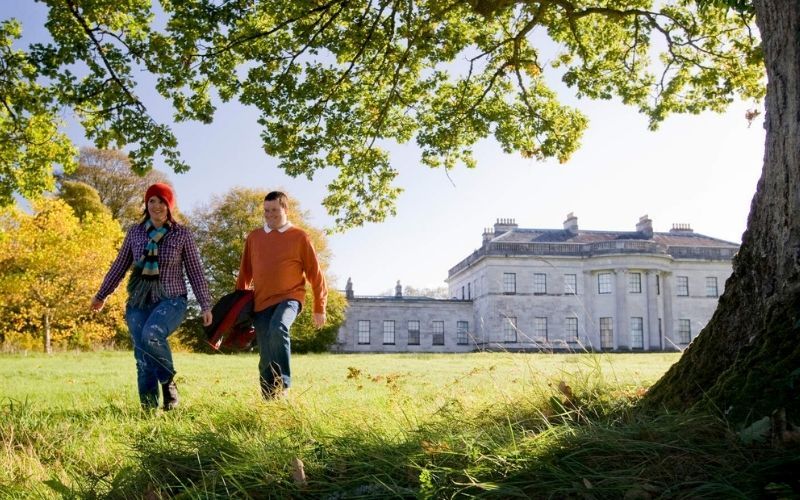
[96,222,212,311]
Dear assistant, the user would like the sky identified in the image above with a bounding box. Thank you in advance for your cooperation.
[5,3,766,296]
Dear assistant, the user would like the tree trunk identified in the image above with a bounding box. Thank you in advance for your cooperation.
[645,0,800,424]
[43,311,52,354]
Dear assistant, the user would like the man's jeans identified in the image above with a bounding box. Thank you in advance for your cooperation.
[125,296,187,408]
[253,300,300,397]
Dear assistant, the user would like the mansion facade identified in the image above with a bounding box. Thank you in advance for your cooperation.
[335,214,738,353]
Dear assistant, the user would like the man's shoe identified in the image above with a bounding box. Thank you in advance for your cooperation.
[162,379,179,410]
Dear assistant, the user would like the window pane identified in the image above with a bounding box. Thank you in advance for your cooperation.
[630,317,644,349]
[706,277,718,297]
[678,319,691,343]
[358,320,370,344]
[628,272,641,293]
[600,317,613,349]
[457,321,469,345]
[565,317,578,342]
[503,273,516,294]
[534,317,548,341]
[533,273,547,295]
[677,276,689,296]
[503,316,517,343]
[408,320,420,345]
[564,274,577,295]
[598,273,612,294]
[432,321,445,345]
[383,320,395,345]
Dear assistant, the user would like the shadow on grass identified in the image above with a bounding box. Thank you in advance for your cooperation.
[97,398,800,499]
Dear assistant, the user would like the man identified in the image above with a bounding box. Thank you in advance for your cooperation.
[236,191,327,399]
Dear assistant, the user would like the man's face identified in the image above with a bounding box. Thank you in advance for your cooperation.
[263,199,287,229]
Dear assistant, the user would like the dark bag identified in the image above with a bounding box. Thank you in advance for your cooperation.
[204,290,256,351]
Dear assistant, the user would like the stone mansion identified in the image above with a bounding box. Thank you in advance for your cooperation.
[335,214,738,352]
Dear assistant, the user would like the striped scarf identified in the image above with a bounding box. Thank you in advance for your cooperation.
[127,220,169,308]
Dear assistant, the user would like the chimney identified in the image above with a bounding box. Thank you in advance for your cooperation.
[563,212,578,235]
[482,227,494,243]
[670,223,693,233]
[395,280,402,298]
[493,218,518,234]
[636,215,653,238]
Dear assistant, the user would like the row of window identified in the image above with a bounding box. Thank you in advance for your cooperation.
[498,272,719,298]
[357,320,470,346]
[502,315,692,347]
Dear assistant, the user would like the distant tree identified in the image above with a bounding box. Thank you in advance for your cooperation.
[64,147,170,224]
[0,198,124,352]
[186,186,341,350]
[404,285,449,299]
[57,179,110,221]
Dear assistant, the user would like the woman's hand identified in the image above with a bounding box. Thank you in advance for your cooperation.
[90,297,105,312]
[202,310,213,327]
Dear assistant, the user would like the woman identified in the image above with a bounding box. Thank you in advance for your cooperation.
[91,183,212,410]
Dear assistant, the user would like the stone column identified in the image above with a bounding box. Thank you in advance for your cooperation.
[645,271,660,351]
[662,272,674,350]
[614,268,628,350]
[582,271,595,349]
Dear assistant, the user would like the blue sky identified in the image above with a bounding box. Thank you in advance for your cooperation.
[6,3,765,295]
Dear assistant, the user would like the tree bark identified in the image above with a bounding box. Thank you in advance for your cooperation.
[43,311,52,354]
[645,0,800,424]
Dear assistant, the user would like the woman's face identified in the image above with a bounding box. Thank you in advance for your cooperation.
[147,196,169,226]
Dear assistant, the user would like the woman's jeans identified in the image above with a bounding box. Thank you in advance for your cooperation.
[253,300,300,398]
[125,296,187,408]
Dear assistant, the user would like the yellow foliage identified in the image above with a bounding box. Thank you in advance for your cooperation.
[0,198,125,351]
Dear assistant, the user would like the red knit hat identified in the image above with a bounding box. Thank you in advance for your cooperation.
[144,183,175,211]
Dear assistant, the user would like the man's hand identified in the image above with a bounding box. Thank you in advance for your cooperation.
[202,311,213,327]
[313,313,326,329]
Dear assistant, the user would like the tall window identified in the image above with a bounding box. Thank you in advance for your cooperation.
[503,273,516,294]
[565,317,578,342]
[467,282,471,299]
[533,273,547,295]
[656,274,661,295]
[564,274,577,295]
[408,320,420,345]
[357,320,370,344]
[678,319,691,343]
[628,272,642,293]
[600,317,613,349]
[383,320,395,345]
[461,286,465,300]
[432,321,445,345]
[457,321,469,345]
[706,277,719,297]
[598,273,612,294]
[676,276,689,296]
[630,317,644,349]
[534,317,548,341]
[503,316,517,343]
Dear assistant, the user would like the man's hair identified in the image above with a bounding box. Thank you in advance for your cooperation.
[264,191,289,210]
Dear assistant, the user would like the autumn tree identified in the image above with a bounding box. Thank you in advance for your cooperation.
[0,198,124,352]
[62,147,170,224]
[2,1,798,424]
[58,179,111,221]
[186,186,343,351]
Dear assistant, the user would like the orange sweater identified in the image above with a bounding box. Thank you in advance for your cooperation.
[236,225,327,314]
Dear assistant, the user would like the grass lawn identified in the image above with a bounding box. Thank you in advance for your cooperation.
[1,351,795,498]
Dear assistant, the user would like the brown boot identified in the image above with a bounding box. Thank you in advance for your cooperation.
[162,378,179,410]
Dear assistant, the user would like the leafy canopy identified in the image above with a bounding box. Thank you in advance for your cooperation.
[3,0,763,229]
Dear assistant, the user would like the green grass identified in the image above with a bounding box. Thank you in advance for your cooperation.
[0,352,796,498]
